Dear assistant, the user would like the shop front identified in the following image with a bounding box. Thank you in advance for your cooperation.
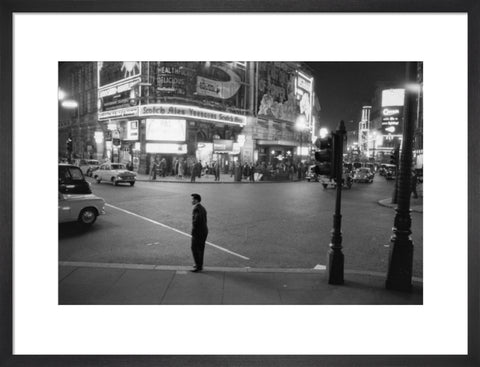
[98,103,247,175]
[256,139,296,166]
[140,104,246,175]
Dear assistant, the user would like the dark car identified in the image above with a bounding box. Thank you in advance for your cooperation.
[59,164,92,194]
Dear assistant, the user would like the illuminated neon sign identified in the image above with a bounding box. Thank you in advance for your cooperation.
[139,104,246,126]
[382,108,400,116]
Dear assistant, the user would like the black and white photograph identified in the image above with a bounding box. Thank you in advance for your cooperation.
[58,61,424,305]
[3,8,477,365]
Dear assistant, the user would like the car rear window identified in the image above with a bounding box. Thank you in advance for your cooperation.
[63,166,84,180]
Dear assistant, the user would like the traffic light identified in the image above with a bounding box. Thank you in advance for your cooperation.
[390,148,399,165]
[66,137,73,153]
[314,134,335,177]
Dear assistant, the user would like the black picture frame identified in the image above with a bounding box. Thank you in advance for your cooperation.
[1,1,478,366]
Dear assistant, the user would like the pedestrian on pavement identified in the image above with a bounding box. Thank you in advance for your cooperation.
[411,169,419,199]
[190,193,208,272]
[214,160,220,181]
[179,159,185,179]
[196,160,202,178]
[190,161,197,182]
[150,159,159,180]
[159,158,167,177]
[243,163,250,180]
[173,158,179,176]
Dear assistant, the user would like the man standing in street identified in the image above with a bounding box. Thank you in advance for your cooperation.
[190,193,208,272]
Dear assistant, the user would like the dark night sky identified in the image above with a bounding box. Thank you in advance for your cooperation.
[305,62,408,132]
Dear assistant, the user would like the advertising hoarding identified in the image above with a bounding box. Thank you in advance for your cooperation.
[213,139,234,152]
[381,106,404,138]
[156,63,193,96]
[124,120,139,141]
[146,143,188,154]
[98,62,141,88]
[257,62,313,124]
[155,62,246,108]
[381,88,405,107]
[380,89,405,142]
[98,106,139,121]
[295,71,314,125]
[139,104,246,126]
[146,119,186,141]
[98,78,140,112]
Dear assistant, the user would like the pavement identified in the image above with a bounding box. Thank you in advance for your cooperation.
[59,262,422,305]
[62,173,423,305]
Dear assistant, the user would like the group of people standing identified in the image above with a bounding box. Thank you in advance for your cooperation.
[149,155,314,183]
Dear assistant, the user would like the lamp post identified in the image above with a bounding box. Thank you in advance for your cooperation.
[327,120,347,284]
[60,99,79,162]
[385,62,419,291]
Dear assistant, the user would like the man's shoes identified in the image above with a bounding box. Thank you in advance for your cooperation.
[190,267,203,273]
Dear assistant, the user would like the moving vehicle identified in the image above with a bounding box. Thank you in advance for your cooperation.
[73,159,101,176]
[306,165,320,182]
[59,164,92,194]
[320,169,353,189]
[58,192,105,226]
[59,163,105,226]
[379,164,396,177]
[94,163,136,186]
[353,167,374,183]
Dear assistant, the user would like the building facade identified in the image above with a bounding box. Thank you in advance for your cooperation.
[59,62,318,175]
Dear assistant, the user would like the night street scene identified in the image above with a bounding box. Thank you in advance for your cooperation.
[58,61,423,305]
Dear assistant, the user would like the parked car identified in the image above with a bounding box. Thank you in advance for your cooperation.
[58,192,105,226]
[59,164,92,194]
[94,163,136,186]
[353,167,374,183]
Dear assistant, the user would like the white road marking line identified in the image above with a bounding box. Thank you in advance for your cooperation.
[106,203,250,260]
[314,264,326,270]
[145,242,160,246]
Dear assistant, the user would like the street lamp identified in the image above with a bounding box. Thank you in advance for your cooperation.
[319,127,329,139]
[60,98,79,163]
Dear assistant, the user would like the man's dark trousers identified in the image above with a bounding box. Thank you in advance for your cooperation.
[191,235,207,269]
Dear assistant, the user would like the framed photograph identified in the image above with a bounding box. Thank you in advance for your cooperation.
[1,1,478,366]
